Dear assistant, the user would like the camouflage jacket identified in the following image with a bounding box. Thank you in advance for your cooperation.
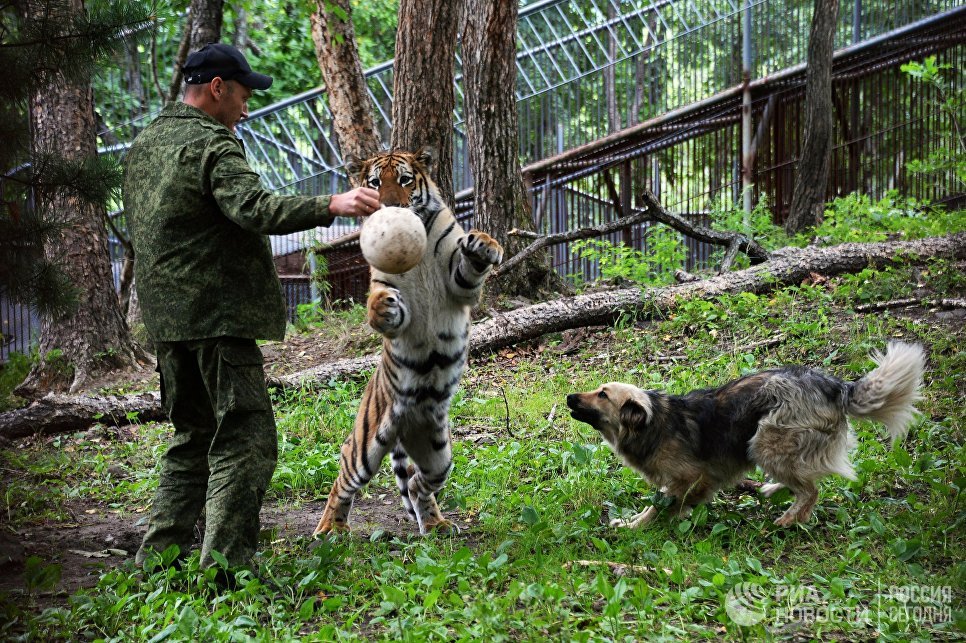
[124,102,333,342]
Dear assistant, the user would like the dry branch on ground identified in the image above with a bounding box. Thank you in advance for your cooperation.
[497,188,770,277]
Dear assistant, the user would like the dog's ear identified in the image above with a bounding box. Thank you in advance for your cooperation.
[619,399,649,432]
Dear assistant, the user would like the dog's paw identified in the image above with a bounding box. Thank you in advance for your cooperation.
[367,287,404,333]
[773,506,811,527]
[459,231,503,270]
[773,513,797,528]
[609,506,657,528]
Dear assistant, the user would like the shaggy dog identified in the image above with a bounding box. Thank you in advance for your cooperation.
[566,342,925,527]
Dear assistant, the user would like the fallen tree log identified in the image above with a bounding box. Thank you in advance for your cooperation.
[470,232,966,352]
[2,232,964,439]
[0,392,164,441]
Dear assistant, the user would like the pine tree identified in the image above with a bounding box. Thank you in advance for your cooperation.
[1,0,155,394]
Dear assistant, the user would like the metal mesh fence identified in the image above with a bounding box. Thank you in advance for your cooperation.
[4,1,963,361]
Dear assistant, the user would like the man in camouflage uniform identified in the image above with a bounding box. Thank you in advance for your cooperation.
[124,43,380,570]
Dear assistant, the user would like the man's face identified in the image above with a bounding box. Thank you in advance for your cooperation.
[216,79,253,132]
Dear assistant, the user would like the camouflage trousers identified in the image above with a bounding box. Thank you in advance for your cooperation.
[136,337,277,569]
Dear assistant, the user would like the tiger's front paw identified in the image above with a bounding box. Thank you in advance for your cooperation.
[367,287,405,334]
[459,231,504,271]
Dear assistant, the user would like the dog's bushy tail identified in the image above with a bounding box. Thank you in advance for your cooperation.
[848,341,926,442]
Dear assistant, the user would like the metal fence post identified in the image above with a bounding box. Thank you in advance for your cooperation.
[741,0,754,219]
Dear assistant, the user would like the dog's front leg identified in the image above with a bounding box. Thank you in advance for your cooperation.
[610,486,669,528]
[759,482,785,497]
[610,505,659,528]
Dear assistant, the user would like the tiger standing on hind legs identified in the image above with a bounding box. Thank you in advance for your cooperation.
[313,147,503,537]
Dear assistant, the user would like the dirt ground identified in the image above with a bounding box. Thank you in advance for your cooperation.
[1,277,964,610]
[0,488,461,608]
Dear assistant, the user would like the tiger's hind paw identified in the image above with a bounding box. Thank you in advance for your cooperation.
[313,520,350,538]
[421,518,461,536]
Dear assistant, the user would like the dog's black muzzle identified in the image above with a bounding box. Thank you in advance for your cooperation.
[566,394,601,428]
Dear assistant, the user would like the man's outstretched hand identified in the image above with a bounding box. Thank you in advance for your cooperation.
[329,187,381,218]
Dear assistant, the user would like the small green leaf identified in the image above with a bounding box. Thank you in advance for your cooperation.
[299,597,316,621]
[893,446,913,468]
[488,553,508,570]
[146,623,178,643]
[382,585,406,606]
[869,513,885,536]
[232,615,257,627]
[177,605,198,635]
[209,550,229,569]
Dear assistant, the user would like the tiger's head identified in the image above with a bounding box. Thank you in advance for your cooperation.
[345,147,444,217]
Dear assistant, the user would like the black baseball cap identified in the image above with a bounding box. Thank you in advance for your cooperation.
[183,43,273,90]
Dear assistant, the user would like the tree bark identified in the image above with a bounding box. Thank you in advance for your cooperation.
[166,0,224,102]
[232,6,249,50]
[390,0,462,207]
[17,0,149,398]
[785,0,840,234]
[6,234,960,436]
[123,38,146,116]
[310,0,382,163]
[0,392,164,440]
[188,0,223,52]
[461,0,555,298]
[166,21,192,102]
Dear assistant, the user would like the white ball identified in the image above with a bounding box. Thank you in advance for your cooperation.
[359,206,427,274]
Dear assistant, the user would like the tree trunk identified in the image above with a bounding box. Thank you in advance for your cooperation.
[232,6,249,50]
[189,0,224,51]
[166,0,224,102]
[391,0,462,207]
[461,0,555,299]
[310,0,382,163]
[123,38,146,116]
[17,0,149,398]
[785,0,839,234]
[166,22,192,103]
[6,234,960,436]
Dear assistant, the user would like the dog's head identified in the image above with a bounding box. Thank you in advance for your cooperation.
[566,382,654,446]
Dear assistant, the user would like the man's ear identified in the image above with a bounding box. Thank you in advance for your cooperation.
[344,155,365,186]
[414,146,436,175]
[209,77,226,99]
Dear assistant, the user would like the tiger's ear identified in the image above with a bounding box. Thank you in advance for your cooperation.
[414,146,436,174]
[344,154,364,186]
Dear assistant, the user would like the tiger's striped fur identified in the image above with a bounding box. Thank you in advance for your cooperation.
[313,148,503,536]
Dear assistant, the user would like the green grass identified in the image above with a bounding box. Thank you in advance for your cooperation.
[2,223,965,640]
